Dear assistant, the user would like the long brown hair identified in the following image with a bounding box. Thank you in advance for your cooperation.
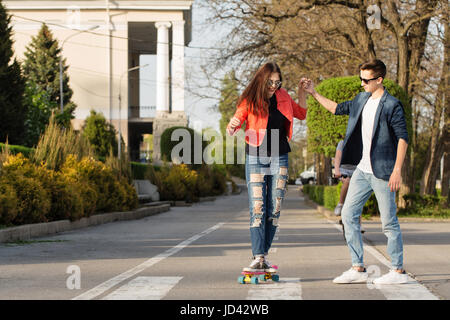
[237,62,282,116]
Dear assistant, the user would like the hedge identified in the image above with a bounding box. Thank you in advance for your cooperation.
[0,153,138,227]
[303,184,379,216]
[0,143,33,158]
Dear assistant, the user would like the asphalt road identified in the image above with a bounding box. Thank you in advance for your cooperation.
[0,185,449,301]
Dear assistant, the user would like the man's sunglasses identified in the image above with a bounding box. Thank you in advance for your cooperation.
[359,76,380,84]
[267,80,282,88]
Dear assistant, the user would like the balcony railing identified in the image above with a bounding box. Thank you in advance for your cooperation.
[129,105,156,118]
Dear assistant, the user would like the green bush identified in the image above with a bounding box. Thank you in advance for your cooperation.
[303,184,381,216]
[324,185,340,210]
[32,115,93,171]
[61,155,138,213]
[398,193,449,217]
[82,110,119,158]
[161,126,195,163]
[37,168,84,222]
[145,163,229,202]
[131,162,161,180]
[0,181,19,226]
[0,143,33,158]
[1,154,51,224]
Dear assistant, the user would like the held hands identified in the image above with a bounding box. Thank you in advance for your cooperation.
[300,78,315,95]
[226,116,241,136]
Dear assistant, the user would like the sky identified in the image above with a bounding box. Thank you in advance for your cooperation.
[139,0,229,133]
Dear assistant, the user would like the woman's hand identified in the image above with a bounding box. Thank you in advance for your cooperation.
[226,117,241,136]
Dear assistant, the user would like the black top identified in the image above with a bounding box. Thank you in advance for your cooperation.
[246,94,291,157]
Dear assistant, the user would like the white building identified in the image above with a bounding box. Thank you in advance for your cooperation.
[4,0,192,161]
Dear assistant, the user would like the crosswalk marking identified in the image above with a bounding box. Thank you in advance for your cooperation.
[246,278,302,300]
[73,222,225,300]
[102,276,182,300]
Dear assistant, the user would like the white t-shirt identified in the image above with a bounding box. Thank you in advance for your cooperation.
[357,96,381,174]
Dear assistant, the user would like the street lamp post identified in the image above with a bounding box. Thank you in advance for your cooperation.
[59,25,99,113]
[118,64,149,159]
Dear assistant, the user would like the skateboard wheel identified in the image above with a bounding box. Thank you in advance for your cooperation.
[272,274,280,282]
[250,276,258,284]
[258,274,267,282]
[238,276,245,284]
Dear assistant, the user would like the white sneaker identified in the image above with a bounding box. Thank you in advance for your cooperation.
[333,268,368,284]
[373,270,409,285]
[334,203,344,216]
[243,256,265,272]
[263,256,277,273]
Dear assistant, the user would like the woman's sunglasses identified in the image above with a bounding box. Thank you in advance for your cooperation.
[267,80,282,88]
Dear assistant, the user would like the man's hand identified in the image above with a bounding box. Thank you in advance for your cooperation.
[388,169,402,192]
[301,78,315,95]
[226,117,241,136]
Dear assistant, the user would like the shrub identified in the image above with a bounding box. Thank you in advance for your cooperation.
[82,110,119,158]
[303,183,380,216]
[61,155,138,213]
[398,193,449,217]
[32,115,93,171]
[195,166,214,197]
[36,168,84,221]
[1,154,51,224]
[160,126,206,164]
[0,181,19,226]
[146,163,228,201]
[210,165,228,195]
[324,185,341,210]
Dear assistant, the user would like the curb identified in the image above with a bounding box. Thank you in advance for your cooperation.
[0,204,170,243]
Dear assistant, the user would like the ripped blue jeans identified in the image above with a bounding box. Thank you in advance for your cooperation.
[245,153,289,257]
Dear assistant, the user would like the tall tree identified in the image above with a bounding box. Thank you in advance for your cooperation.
[0,0,26,145]
[420,12,449,195]
[22,24,76,132]
[217,70,240,136]
[203,0,445,204]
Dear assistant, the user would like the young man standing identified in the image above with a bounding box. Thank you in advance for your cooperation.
[302,60,409,284]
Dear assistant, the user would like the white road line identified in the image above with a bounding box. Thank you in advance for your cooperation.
[328,220,439,300]
[246,278,302,300]
[102,276,183,300]
[269,248,277,253]
[73,222,225,300]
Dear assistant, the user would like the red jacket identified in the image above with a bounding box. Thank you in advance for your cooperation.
[228,88,307,146]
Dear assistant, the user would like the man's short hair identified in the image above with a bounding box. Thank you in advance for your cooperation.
[359,59,387,79]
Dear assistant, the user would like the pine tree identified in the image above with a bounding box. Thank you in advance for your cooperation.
[0,1,26,144]
[22,23,76,142]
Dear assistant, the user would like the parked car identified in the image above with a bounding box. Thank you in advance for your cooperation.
[300,166,316,185]
[300,165,338,185]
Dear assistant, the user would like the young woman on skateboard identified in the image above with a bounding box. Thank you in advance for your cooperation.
[226,62,308,272]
